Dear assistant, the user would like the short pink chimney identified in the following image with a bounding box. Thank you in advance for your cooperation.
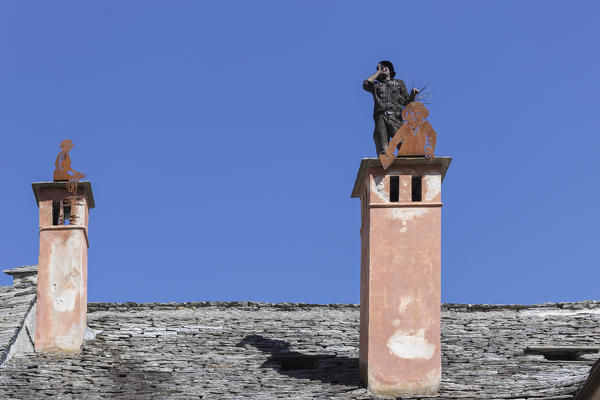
[32,181,94,353]
[351,157,451,396]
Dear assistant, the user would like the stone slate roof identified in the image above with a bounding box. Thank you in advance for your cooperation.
[0,265,37,366]
[1,269,599,399]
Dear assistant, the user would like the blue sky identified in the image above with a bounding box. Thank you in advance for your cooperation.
[0,1,598,304]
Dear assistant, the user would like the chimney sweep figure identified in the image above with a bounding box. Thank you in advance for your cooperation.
[53,139,86,200]
[363,61,420,159]
[376,102,437,168]
[54,139,85,182]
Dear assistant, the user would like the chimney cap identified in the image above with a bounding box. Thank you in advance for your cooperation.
[31,181,95,209]
[351,157,452,198]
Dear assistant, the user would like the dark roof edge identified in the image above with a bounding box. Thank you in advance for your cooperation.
[87,300,600,311]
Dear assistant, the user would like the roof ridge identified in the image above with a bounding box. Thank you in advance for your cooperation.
[443,300,600,311]
[88,301,360,310]
[86,300,600,311]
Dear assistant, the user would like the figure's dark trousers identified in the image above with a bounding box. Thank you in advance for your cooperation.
[373,113,402,155]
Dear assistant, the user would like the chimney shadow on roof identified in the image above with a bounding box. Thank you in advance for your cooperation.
[108,358,174,394]
[237,334,362,388]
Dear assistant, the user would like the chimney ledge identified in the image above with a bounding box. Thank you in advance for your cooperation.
[369,202,443,208]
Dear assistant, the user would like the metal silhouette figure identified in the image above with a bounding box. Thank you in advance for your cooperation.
[53,139,86,207]
[379,102,437,169]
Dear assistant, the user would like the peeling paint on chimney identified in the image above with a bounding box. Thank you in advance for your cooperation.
[387,208,429,232]
[423,175,441,202]
[387,329,435,360]
[371,176,388,202]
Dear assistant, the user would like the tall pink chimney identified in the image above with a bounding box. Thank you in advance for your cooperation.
[31,181,94,353]
[351,157,451,396]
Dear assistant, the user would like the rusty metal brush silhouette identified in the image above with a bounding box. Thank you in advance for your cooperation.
[379,102,437,169]
[53,139,86,222]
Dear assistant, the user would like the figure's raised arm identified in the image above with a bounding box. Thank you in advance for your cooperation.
[366,68,381,83]
[363,65,382,92]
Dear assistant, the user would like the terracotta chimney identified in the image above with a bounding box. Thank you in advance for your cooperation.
[31,181,94,353]
[351,157,451,396]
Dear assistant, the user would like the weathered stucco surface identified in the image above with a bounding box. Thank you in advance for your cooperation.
[34,185,90,354]
[359,160,444,395]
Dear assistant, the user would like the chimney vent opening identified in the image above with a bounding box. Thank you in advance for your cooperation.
[52,199,72,225]
[63,204,71,225]
[389,176,400,202]
[412,176,422,202]
[52,200,60,225]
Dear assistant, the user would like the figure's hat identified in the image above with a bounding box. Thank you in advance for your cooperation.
[59,139,74,150]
